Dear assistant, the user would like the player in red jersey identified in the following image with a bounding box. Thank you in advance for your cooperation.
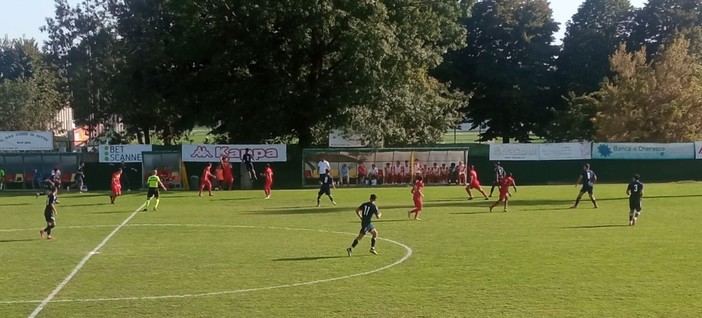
[408,176,425,220]
[220,155,234,190]
[199,163,216,196]
[109,168,122,204]
[490,173,517,212]
[393,161,403,184]
[262,164,274,199]
[466,165,489,200]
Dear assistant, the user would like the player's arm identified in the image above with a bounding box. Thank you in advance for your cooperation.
[592,174,597,183]
[626,185,631,196]
[158,180,168,191]
[419,188,424,198]
[511,181,517,192]
[375,209,382,219]
[51,202,57,215]
[355,207,362,219]
[575,175,582,186]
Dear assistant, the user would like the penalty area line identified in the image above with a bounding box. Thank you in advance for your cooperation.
[27,202,147,318]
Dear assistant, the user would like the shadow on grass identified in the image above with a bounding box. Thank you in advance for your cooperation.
[90,210,131,214]
[273,255,364,261]
[562,224,628,229]
[0,203,31,206]
[61,203,110,207]
[449,211,493,215]
[0,238,38,243]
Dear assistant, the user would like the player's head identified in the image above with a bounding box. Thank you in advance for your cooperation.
[369,194,377,201]
[245,148,251,153]
[79,162,85,167]
[117,168,122,173]
[207,162,212,167]
[632,174,640,181]
[495,162,501,167]
[266,163,271,168]
[152,169,158,175]
[584,163,590,170]
[507,172,513,177]
[416,176,423,182]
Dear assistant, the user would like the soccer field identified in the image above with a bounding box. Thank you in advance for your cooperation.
[1,183,701,317]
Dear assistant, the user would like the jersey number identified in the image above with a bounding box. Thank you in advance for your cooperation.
[362,205,372,217]
[632,184,638,192]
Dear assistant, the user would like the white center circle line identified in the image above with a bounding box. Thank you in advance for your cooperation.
[0,223,412,305]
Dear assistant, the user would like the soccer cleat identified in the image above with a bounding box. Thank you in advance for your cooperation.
[370,248,378,255]
[570,205,577,209]
[489,206,494,213]
[142,208,148,212]
[407,210,412,219]
[332,201,337,206]
[47,236,55,240]
[265,196,270,199]
[39,230,45,238]
[346,247,352,256]
[484,197,489,200]
[468,197,474,200]
[153,207,158,211]
[503,209,508,212]
[414,218,421,221]
[632,218,637,226]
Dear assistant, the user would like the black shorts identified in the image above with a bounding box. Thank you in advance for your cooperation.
[360,223,375,234]
[245,162,254,171]
[44,208,55,222]
[580,185,594,194]
[147,187,159,198]
[318,187,331,196]
[629,198,642,212]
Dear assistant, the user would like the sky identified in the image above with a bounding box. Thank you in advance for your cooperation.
[1,0,648,47]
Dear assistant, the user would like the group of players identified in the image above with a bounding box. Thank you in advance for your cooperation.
[38,157,646,255]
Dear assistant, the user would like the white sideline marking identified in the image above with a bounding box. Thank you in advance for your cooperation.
[1,224,412,306]
[27,203,146,318]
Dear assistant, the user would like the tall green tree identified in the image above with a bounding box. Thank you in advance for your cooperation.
[198,0,471,147]
[0,38,65,131]
[595,37,702,142]
[439,0,559,143]
[557,0,632,96]
[629,0,702,58]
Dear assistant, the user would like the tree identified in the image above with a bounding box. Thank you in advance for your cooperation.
[541,93,597,142]
[0,38,66,131]
[197,0,471,147]
[595,37,702,142]
[628,0,702,58]
[556,0,632,96]
[44,0,471,147]
[439,0,559,143]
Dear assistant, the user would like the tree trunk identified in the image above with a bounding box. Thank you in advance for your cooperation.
[143,125,151,144]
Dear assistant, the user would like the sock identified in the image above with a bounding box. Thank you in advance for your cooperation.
[329,196,334,202]
[145,200,151,207]
[46,224,54,236]
[371,238,376,248]
[317,196,321,205]
[574,198,581,206]
[155,199,160,208]
[351,239,359,248]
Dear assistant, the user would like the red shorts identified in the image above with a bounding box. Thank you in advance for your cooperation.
[264,181,273,189]
[413,196,423,209]
[111,185,121,196]
[201,180,212,188]
[466,182,481,189]
[499,191,509,200]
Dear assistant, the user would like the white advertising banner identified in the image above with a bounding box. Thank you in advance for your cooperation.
[539,142,592,161]
[489,144,540,161]
[0,131,53,151]
[182,144,287,162]
[695,142,702,159]
[592,143,694,159]
[99,144,153,163]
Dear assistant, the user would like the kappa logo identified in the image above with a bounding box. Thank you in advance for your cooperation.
[190,146,214,158]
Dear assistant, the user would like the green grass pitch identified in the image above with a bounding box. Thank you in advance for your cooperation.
[1,182,701,317]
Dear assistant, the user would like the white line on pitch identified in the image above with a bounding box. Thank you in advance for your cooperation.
[27,202,147,318]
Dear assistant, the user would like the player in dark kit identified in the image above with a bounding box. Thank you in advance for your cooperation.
[571,163,599,209]
[347,194,381,256]
[39,187,59,240]
[316,169,337,207]
[242,148,257,181]
[489,162,506,197]
[627,174,644,226]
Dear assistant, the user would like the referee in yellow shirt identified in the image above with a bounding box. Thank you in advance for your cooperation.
[144,169,167,211]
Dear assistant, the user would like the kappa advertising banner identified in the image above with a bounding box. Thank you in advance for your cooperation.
[489,144,540,161]
[0,131,53,151]
[99,144,153,163]
[592,143,695,160]
[182,144,287,162]
[539,142,592,161]
[695,142,702,159]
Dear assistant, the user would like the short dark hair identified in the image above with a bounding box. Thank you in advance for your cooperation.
[370,194,377,201]
[633,174,640,180]
[416,176,423,182]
